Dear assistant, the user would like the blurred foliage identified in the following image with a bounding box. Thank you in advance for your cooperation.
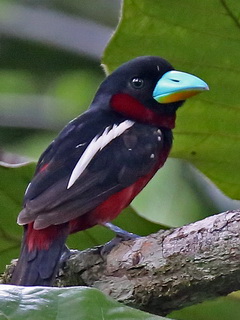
[0,163,35,274]
[0,0,240,319]
[170,295,240,320]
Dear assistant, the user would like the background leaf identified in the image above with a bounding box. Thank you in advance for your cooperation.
[0,162,35,272]
[0,285,168,320]
[103,0,240,199]
[170,295,240,320]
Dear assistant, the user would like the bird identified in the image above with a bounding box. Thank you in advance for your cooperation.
[10,56,208,286]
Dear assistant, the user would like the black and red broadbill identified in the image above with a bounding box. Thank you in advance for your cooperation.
[10,56,208,286]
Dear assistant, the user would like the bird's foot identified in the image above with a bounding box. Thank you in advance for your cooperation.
[59,245,78,266]
[103,222,139,240]
[101,222,140,255]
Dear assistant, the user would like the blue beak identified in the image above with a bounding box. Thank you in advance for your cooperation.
[153,70,209,104]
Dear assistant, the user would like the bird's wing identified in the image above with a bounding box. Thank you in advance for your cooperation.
[18,113,168,229]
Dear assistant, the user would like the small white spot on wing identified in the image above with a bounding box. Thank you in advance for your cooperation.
[24,182,31,195]
[75,142,86,148]
[67,120,135,189]
[156,129,162,141]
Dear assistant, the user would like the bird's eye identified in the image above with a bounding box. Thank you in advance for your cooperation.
[131,77,144,89]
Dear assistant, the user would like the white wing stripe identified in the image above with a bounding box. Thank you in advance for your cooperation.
[67,120,134,189]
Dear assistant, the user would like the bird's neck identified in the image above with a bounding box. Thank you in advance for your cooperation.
[110,93,176,129]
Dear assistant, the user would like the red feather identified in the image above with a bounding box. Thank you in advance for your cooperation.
[111,93,176,129]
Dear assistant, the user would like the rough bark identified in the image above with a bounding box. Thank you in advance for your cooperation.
[4,209,240,316]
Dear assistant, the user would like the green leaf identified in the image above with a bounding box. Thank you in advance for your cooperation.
[0,70,36,94]
[103,0,240,199]
[132,159,212,227]
[0,162,35,272]
[0,285,169,320]
[170,295,240,320]
[132,158,240,227]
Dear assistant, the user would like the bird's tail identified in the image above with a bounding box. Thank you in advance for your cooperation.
[10,223,69,286]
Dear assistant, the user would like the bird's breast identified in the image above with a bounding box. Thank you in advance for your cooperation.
[69,142,171,233]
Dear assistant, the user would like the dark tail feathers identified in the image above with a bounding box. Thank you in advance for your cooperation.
[11,226,68,286]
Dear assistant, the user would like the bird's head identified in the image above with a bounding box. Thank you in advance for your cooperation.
[93,56,209,129]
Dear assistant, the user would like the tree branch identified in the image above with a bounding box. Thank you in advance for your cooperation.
[3,209,240,316]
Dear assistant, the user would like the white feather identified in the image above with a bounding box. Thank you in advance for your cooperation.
[67,120,134,189]
[24,182,31,195]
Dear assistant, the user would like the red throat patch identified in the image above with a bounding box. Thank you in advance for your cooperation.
[110,93,176,129]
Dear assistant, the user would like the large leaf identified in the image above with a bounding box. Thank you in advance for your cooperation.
[132,158,240,227]
[170,295,240,320]
[0,162,35,272]
[103,0,240,199]
[0,285,168,320]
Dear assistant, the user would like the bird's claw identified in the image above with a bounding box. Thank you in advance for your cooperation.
[100,222,140,255]
[59,245,79,266]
